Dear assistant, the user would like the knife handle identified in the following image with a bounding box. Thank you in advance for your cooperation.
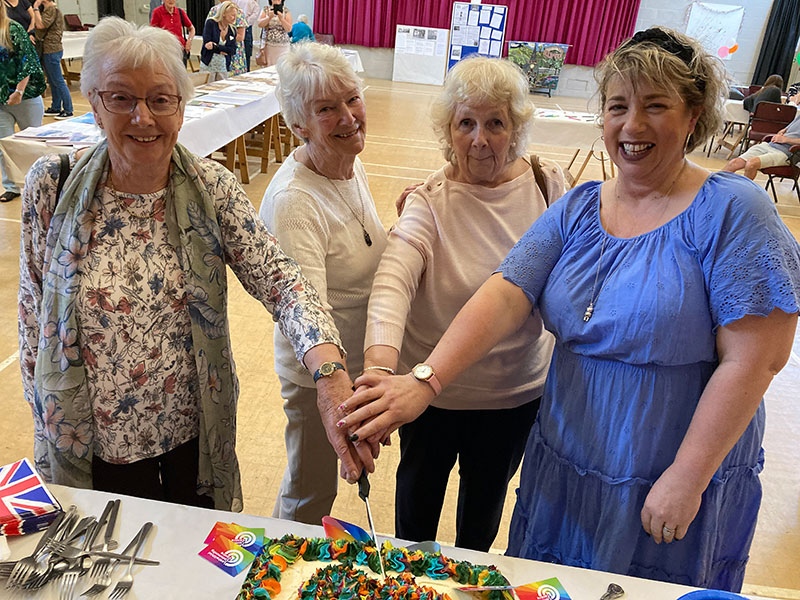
[357,469,370,501]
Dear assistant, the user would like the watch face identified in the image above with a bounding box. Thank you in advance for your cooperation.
[320,362,335,376]
[413,364,433,380]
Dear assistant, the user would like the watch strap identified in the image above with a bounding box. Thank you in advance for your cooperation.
[312,361,345,383]
[426,372,442,396]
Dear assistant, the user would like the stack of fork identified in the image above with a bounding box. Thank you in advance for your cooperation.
[3,499,157,599]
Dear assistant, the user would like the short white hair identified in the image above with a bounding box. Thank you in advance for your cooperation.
[81,17,193,106]
[275,42,362,129]
[431,56,534,164]
[297,14,308,24]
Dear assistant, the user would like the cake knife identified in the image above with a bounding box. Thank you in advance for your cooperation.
[357,470,386,580]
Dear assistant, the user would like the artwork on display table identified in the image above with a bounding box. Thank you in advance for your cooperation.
[448,1,507,70]
[685,2,744,61]
[507,41,570,96]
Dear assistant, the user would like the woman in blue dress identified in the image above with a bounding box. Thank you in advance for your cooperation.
[341,27,800,591]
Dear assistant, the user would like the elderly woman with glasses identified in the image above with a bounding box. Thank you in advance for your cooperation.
[17,18,372,511]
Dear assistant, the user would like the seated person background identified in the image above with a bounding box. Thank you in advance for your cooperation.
[723,108,800,179]
[743,74,783,113]
[290,13,313,43]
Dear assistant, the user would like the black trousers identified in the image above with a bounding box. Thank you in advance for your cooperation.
[244,26,253,71]
[92,437,214,508]
[395,399,540,552]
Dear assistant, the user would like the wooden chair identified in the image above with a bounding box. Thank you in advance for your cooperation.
[761,135,800,203]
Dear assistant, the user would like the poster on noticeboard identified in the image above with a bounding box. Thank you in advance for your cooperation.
[447,2,507,70]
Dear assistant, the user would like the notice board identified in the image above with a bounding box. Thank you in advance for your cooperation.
[393,25,450,85]
[447,2,507,70]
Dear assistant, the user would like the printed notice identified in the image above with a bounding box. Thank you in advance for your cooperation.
[491,29,502,40]
[479,38,490,54]
[490,12,503,29]
[490,40,501,56]
[467,9,479,26]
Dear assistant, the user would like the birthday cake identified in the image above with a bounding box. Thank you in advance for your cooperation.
[237,535,511,600]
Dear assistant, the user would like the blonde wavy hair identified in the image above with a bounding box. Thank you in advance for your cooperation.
[0,2,12,52]
[431,56,534,165]
[595,26,726,153]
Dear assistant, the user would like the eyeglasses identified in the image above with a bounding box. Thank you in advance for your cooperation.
[96,91,183,116]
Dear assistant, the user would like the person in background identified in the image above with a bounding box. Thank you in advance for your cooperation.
[257,0,290,66]
[260,43,386,524]
[743,74,783,113]
[18,18,372,510]
[0,0,44,202]
[150,0,194,67]
[290,14,313,44]
[200,1,237,81]
[4,0,40,44]
[206,0,246,76]
[33,0,72,119]
[723,109,800,178]
[341,27,800,591]
[232,0,258,71]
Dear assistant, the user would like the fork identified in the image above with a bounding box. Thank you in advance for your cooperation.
[108,522,153,600]
[59,519,101,600]
[4,509,67,589]
[87,499,120,581]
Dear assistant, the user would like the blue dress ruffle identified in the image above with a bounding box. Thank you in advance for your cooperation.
[498,173,800,591]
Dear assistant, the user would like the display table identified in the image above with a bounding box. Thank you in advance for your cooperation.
[0,76,281,187]
[3,483,749,600]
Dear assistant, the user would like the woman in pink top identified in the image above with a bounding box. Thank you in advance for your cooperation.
[353,57,565,551]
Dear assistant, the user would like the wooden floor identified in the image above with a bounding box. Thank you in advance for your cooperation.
[1,78,799,598]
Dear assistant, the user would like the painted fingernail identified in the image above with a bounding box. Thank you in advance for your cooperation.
[349,433,359,442]
[339,404,347,412]
[336,419,346,428]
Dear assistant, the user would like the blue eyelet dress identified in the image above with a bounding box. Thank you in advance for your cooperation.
[498,172,800,591]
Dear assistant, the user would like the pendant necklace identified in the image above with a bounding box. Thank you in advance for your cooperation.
[329,178,372,246]
[584,160,687,322]
[314,158,372,247]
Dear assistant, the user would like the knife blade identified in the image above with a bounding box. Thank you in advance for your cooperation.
[357,470,386,580]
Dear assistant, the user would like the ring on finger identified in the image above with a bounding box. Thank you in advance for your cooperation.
[662,525,676,539]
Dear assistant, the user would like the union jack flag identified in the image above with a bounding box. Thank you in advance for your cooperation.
[0,458,60,536]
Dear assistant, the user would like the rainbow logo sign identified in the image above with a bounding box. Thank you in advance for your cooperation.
[515,577,572,600]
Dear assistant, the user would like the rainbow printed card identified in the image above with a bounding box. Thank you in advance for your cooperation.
[199,535,255,576]
[322,515,372,543]
[515,577,572,600]
[204,521,265,554]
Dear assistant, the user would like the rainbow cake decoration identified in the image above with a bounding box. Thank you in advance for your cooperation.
[237,535,511,600]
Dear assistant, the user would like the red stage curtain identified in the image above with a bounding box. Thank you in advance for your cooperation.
[315,0,641,65]
[314,0,398,47]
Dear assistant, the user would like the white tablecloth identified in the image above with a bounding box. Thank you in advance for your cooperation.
[61,31,90,60]
[341,48,364,73]
[4,484,750,600]
[0,80,280,186]
[725,99,749,124]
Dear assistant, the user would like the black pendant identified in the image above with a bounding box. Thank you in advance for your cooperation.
[363,229,372,247]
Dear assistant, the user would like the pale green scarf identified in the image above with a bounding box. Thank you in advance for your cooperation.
[34,140,243,511]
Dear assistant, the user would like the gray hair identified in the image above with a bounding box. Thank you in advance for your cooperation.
[595,27,726,153]
[431,56,534,164]
[275,42,362,130]
[297,14,309,24]
[81,17,193,107]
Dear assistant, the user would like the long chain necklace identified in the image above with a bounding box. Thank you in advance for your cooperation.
[107,171,163,220]
[329,178,372,246]
[305,149,373,247]
[584,160,687,323]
